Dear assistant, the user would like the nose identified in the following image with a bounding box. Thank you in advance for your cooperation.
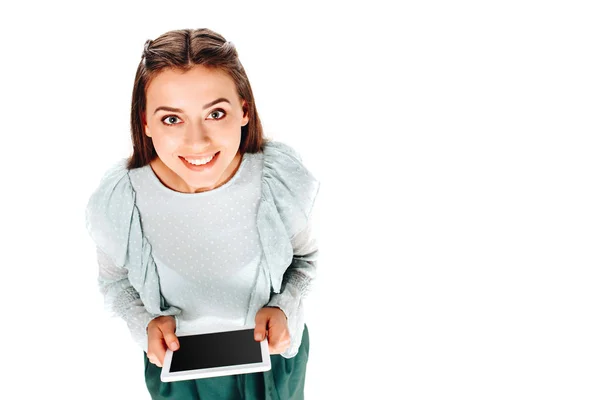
[183,120,211,146]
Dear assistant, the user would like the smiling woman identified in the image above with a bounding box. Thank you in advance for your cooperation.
[85,27,320,400]
[144,66,249,193]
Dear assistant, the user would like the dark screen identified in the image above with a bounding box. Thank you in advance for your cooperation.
[169,329,263,372]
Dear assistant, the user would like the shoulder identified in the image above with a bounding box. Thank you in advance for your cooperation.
[261,140,316,180]
[261,139,318,187]
[85,158,136,262]
[85,158,135,213]
[262,140,304,162]
[259,140,320,236]
[90,158,132,192]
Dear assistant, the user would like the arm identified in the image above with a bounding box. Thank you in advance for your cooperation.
[96,245,170,353]
[266,212,318,358]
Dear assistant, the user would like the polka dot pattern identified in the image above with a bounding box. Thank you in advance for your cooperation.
[128,152,264,332]
[85,140,320,356]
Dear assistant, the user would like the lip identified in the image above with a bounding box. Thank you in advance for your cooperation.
[181,151,219,160]
[179,151,220,171]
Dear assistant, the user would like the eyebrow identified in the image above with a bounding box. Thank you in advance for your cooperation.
[153,97,231,115]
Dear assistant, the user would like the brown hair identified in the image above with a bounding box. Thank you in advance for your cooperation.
[126,28,267,170]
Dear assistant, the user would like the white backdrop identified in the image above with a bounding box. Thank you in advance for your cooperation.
[2,1,599,399]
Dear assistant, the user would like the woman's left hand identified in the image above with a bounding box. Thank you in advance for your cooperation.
[254,306,290,354]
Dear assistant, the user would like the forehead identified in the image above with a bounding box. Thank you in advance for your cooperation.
[146,65,238,104]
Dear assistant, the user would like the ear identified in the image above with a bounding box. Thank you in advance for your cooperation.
[143,113,152,137]
[241,100,249,127]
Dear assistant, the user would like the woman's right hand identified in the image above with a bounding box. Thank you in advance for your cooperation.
[146,316,179,367]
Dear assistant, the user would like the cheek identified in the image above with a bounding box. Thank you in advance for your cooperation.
[219,119,244,139]
[151,135,179,152]
[222,114,245,129]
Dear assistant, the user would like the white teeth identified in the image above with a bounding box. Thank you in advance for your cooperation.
[183,154,215,165]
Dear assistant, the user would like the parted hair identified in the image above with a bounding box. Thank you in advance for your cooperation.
[126,28,266,170]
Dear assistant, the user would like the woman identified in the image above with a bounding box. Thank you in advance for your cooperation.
[85,28,320,399]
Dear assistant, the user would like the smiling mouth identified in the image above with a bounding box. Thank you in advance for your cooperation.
[179,152,220,169]
[181,152,217,165]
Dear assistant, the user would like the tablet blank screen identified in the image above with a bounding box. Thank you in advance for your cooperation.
[169,329,263,372]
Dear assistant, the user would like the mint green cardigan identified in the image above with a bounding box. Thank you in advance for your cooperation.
[85,141,320,358]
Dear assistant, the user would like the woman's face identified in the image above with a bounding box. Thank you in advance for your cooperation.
[144,65,249,193]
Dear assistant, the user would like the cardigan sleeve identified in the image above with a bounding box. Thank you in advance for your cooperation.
[260,140,320,358]
[95,245,159,352]
[266,209,318,358]
[85,158,181,353]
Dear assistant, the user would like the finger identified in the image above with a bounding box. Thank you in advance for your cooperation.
[267,325,291,354]
[148,336,168,365]
[148,354,161,367]
[254,311,269,341]
[265,323,278,353]
[156,344,167,366]
[162,330,180,352]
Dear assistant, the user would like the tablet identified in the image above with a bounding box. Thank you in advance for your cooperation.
[160,325,271,382]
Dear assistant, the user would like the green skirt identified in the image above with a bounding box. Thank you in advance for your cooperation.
[144,324,310,400]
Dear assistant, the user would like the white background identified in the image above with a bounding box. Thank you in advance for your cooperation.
[2,1,599,399]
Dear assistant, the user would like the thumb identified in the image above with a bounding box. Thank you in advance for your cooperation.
[254,311,268,341]
[162,330,179,351]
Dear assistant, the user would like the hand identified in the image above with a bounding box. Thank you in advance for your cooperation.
[254,306,290,355]
[146,316,179,367]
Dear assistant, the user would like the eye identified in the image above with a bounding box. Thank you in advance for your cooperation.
[162,115,182,126]
[207,109,226,120]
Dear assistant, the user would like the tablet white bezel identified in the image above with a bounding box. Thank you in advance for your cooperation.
[160,324,271,382]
